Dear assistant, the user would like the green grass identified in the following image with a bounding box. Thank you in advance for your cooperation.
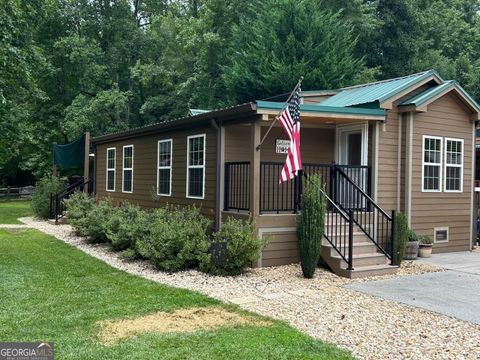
[0,229,353,360]
[0,200,33,224]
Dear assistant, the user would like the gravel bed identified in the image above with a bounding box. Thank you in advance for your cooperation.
[19,217,480,360]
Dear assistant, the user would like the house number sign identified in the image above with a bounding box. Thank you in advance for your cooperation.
[276,139,291,154]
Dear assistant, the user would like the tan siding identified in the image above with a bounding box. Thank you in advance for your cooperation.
[95,126,217,216]
[410,93,473,252]
[377,108,401,212]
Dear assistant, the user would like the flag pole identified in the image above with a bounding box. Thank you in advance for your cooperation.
[256,76,304,151]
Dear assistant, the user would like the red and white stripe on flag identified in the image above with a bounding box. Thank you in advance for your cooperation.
[278,108,302,183]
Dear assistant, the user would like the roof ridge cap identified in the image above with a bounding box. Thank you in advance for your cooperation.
[338,70,434,91]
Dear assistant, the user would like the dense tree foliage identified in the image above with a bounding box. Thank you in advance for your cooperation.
[1,0,480,184]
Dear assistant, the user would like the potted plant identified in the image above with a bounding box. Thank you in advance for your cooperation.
[403,230,419,260]
[418,235,434,258]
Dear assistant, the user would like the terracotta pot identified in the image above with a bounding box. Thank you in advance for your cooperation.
[418,243,433,258]
[404,241,419,260]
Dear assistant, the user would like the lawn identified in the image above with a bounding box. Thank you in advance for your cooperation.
[0,229,353,360]
[0,200,33,224]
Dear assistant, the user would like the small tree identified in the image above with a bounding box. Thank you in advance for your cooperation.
[297,175,326,278]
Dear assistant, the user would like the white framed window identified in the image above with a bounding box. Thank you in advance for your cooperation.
[444,138,463,192]
[422,136,442,192]
[106,147,116,192]
[122,145,134,193]
[186,134,206,199]
[157,139,172,196]
[434,227,449,243]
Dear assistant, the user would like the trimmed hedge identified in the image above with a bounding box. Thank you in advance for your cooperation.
[136,206,211,272]
[65,196,264,275]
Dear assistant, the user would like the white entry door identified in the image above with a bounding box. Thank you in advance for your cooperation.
[336,124,369,208]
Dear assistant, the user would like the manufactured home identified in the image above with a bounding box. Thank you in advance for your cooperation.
[92,70,479,278]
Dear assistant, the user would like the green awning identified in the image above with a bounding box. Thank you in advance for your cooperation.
[53,135,85,169]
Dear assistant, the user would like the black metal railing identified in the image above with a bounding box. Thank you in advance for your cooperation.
[323,192,355,270]
[259,162,371,214]
[50,178,92,223]
[332,166,397,265]
[224,162,250,212]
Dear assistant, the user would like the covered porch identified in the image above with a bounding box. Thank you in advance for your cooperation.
[222,101,383,215]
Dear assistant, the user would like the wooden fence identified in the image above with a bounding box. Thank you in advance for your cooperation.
[0,186,35,199]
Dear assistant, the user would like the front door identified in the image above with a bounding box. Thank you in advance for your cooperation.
[336,124,369,208]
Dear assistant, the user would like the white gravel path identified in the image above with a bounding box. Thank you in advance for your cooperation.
[14,217,480,360]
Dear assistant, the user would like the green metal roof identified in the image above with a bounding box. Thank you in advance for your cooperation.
[319,70,442,107]
[400,81,456,107]
[399,80,480,112]
[256,100,385,117]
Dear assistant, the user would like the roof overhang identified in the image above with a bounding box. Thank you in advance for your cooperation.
[92,103,257,145]
[398,81,480,121]
[256,100,386,122]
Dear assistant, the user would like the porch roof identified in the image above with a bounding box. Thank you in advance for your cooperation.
[256,100,385,119]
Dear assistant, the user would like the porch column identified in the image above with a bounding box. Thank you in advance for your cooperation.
[250,119,261,218]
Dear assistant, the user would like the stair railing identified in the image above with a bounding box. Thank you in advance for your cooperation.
[50,179,92,224]
[322,190,355,270]
[331,166,397,265]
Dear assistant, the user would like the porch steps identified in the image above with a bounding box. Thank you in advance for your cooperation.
[321,229,398,279]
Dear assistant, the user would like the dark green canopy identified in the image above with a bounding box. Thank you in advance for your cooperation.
[53,134,85,169]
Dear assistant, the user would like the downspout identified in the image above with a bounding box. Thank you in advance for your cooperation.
[93,144,97,198]
[211,118,222,231]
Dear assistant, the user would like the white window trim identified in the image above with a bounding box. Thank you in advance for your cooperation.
[434,227,449,243]
[122,144,134,193]
[444,137,464,193]
[422,135,443,193]
[106,147,116,192]
[186,134,206,199]
[157,139,173,196]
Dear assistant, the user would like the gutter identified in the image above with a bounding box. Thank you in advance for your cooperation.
[210,118,222,231]
[92,103,256,145]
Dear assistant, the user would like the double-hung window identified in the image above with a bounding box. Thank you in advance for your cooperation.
[422,136,442,192]
[186,134,205,199]
[444,138,463,192]
[122,145,134,193]
[157,139,172,196]
[106,147,116,192]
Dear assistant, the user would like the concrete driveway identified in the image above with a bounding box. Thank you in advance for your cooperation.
[346,252,480,325]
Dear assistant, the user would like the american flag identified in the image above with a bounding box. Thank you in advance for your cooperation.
[279,87,302,183]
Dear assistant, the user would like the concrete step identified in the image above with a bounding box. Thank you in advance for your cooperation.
[330,252,388,268]
[323,232,370,244]
[322,241,378,256]
[336,264,398,279]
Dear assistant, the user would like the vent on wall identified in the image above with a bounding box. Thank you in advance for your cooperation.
[434,227,449,243]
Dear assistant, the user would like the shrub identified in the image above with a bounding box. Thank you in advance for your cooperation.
[407,229,418,242]
[418,235,433,245]
[395,212,409,265]
[198,217,266,276]
[297,175,326,278]
[121,248,141,261]
[136,206,211,272]
[106,202,150,252]
[83,198,118,243]
[65,192,96,237]
[31,175,64,219]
